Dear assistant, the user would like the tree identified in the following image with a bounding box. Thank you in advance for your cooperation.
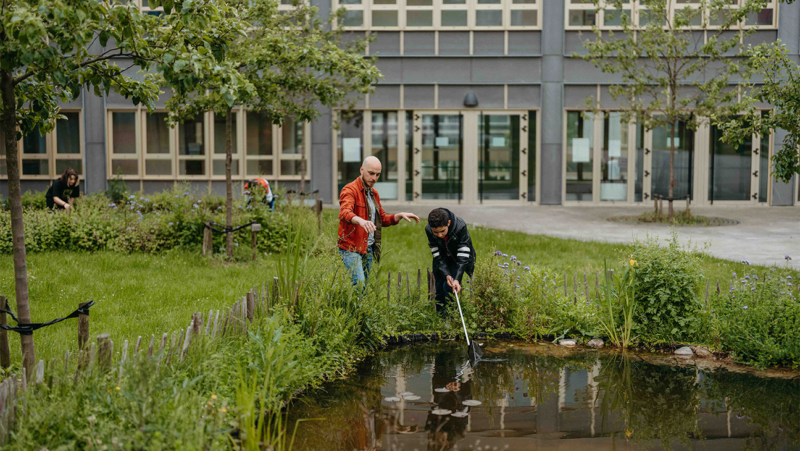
[164,0,381,259]
[580,0,770,217]
[1,0,235,371]
[711,2,800,183]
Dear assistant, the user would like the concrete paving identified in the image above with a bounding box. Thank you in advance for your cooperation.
[380,203,800,268]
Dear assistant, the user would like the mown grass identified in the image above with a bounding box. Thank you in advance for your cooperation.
[0,209,795,365]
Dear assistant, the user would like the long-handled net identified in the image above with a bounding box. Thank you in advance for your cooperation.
[453,291,483,365]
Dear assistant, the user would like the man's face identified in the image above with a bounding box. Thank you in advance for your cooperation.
[431,221,450,239]
[360,161,381,187]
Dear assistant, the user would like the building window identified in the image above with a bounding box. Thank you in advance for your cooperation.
[565,0,776,30]
[371,111,399,199]
[212,112,240,177]
[144,112,173,177]
[7,110,85,180]
[565,111,594,202]
[335,0,541,30]
[109,111,140,177]
[337,111,364,193]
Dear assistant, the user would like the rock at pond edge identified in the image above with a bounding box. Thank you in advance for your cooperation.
[674,346,694,357]
[693,346,712,358]
[559,339,577,347]
[587,338,604,349]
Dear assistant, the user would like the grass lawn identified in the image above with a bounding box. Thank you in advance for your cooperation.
[1,210,795,364]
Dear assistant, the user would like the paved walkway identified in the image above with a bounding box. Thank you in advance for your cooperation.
[380,203,800,268]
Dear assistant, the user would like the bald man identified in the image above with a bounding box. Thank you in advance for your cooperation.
[338,156,419,287]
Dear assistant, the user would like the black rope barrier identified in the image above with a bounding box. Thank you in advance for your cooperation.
[0,300,94,335]
[203,221,257,234]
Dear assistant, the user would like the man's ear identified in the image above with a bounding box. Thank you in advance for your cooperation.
[447,220,451,228]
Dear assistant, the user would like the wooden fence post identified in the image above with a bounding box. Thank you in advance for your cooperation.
[246,291,255,323]
[97,334,112,371]
[417,269,422,300]
[387,271,391,304]
[583,273,589,302]
[203,223,213,257]
[251,223,261,261]
[272,277,280,303]
[428,268,435,301]
[406,271,411,297]
[191,312,203,338]
[316,200,324,233]
[78,302,90,369]
[0,296,9,370]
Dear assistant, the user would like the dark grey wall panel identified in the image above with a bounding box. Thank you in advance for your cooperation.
[438,85,503,109]
[507,85,541,109]
[438,32,470,56]
[563,58,616,83]
[143,181,175,194]
[312,110,332,146]
[564,85,595,109]
[84,88,107,193]
[370,85,401,108]
[599,85,625,108]
[370,32,401,56]
[404,85,436,108]
[778,1,799,53]
[343,90,366,108]
[404,32,436,55]
[540,0,564,205]
[310,0,330,24]
[743,30,778,48]
[473,32,504,56]
[564,31,595,56]
[311,143,333,203]
[19,181,50,194]
[403,59,472,83]
[154,89,173,109]
[124,181,140,193]
[471,58,540,83]
[376,59,403,83]
[59,93,82,109]
[508,31,541,55]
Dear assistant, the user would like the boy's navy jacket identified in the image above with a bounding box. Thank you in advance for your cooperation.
[424,208,476,282]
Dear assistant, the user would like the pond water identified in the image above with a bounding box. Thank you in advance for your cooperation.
[289,341,800,451]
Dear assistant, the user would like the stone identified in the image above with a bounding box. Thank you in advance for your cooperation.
[559,339,577,347]
[674,346,694,357]
[587,338,604,349]
[694,346,712,358]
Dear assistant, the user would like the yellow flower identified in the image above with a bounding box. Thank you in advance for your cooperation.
[219,408,227,413]
[211,394,217,400]
[630,260,637,266]
[115,386,120,391]
[625,429,633,438]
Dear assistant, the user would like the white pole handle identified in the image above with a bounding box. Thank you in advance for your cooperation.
[454,291,470,346]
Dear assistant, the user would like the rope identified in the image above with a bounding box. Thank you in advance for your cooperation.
[203,221,257,234]
[0,300,94,336]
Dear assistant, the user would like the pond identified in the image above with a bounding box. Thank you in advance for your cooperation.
[289,341,800,451]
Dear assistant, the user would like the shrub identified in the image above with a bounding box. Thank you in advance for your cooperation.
[629,233,704,342]
[711,270,800,368]
[468,251,517,329]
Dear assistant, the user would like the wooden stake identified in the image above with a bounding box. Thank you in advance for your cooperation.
[584,273,589,301]
[203,223,213,257]
[78,301,90,354]
[273,277,280,302]
[246,291,255,323]
[119,340,128,378]
[191,312,202,338]
[387,270,391,303]
[97,334,112,371]
[716,279,721,294]
[181,327,192,361]
[417,268,422,300]
[64,350,70,375]
[406,271,411,297]
[205,310,213,335]
[0,296,9,370]
[35,360,44,385]
[159,333,168,358]
[134,336,142,357]
[148,335,155,358]
[212,310,220,337]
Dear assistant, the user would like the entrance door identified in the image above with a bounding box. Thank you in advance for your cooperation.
[478,112,522,201]
[412,112,464,201]
[650,119,695,202]
[708,123,770,204]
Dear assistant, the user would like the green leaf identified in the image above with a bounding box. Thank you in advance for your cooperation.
[163,53,174,64]
[99,30,110,47]
[224,93,235,107]
[173,60,187,72]
[148,0,158,10]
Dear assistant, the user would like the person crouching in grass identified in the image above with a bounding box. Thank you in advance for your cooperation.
[425,208,476,315]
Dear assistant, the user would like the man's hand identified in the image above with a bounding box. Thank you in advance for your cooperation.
[446,276,462,294]
[394,212,420,223]
[354,216,376,234]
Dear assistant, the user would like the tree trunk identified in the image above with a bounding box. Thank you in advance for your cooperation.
[225,107,234,259]
[668,120,675,219]
[1,70,36,372]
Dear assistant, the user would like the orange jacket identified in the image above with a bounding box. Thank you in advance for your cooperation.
[338,177,399,256]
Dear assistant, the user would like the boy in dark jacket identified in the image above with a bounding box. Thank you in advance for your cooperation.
[425,208,476,315]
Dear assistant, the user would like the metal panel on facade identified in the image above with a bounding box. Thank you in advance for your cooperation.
[143,181,175,194]
[564,85,596,109]
[402,58,472,83]
[438,32,470,56]
[508,31,541,55]
[404,85,436,108]
[471,58,541,83]
[404,32,436,55]
[375,59,403,83]
[507,85,541,108]
[370,32,401,56]
[370,85,401,108]
[473,31,505,56]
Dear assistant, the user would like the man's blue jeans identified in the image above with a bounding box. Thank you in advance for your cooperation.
[339,247,374,288]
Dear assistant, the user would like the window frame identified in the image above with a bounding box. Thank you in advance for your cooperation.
[141,110,176,180]
[107,109,142,179]
[210,109,244,181]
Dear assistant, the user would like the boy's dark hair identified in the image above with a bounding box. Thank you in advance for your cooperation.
[428,208,449,229]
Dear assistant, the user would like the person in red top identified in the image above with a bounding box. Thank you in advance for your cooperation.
[338,156,419,287]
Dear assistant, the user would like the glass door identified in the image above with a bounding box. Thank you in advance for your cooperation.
[651,118,694,201]
[709,121,770,204]
[478,113,521,201]
[418,113,463,201]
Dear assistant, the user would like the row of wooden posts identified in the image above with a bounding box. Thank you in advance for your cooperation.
[201,191,324,259]
[0,279,287,445]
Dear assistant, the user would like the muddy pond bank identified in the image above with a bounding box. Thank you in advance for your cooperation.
[289,341,800,451]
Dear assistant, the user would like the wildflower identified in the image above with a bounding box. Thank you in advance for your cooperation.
[786,255,792,261]
[502,253,508,258]
[630,259,637,266]
[494,251,502,256]
[754,275,758,280]
[108,203,116,208]
[741,280,747,284]
[211,394,217,400]
[219,408,227,413]
[116,386,120,391]
[741,260,751,265]
[503,263,509,268]
[516,261,521,266]
[743,305,748,310]
[497,264,504,268]
[745,275,750,280]
[192,204,198,209]
[732,272,737,277]
[787,276,793,280]
[524,266,531,271]
[144,198,150,203]
[126,227,132,231]
[510,255,517,261]
[750,287,755,291]
[789,283,793,287]
[168,222,173,226]
[129,195,135,199]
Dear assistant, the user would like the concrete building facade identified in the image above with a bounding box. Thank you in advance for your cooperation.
[1,0,798,208]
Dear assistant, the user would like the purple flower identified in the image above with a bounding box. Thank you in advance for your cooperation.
[168,222,174,226]
[144,198,150,203]
[503,263,510,268]
[524,266,531,271]
[516,261,521,266]
[750,287,755,291]
[786,255,792,261]
[129,195,135,199]
[192,204,198,209]
[745,275,750,280]
[742,260,751,265]
[497,264,504,268]
[108,203,116,207]
[787,276,792,280]
[502,253,508,258]
[126,227,132,231]
[494,251,502,256]
[743,305,748,310]
[197,199,202,203]
[753,275,758,280]
[510,255,517,261]
[732,272,737,277]
[789,283,793,287]
[741,280,747,284]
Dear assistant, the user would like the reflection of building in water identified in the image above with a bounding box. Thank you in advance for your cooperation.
[376,354,793,451]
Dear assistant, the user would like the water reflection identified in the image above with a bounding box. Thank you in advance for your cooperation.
[290,342,800,451]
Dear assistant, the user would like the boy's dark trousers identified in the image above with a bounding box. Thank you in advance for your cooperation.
[434,260,474,315]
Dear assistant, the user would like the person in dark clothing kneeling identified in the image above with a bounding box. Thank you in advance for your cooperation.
[46,168,80,211]
[425,208,476,315]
